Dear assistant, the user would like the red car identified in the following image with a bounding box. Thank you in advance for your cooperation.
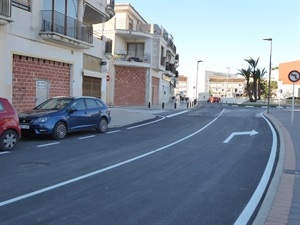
[0,97,21,151]
[208,96,221,103]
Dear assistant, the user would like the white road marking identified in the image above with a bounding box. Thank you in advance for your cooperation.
[166,110,190,118]
[127,116,165,129]
[223,130,259,143]
[78,135,96,140]
[0,109,225,207]
[0,151,10,155]
[36,142,60,148]
[234,113,277,224]
[107,130,121,134]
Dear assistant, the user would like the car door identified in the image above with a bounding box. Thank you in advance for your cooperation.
[68,98,89,131]
[84,98,101,127]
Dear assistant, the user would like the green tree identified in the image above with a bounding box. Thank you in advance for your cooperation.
[255,68,267,100]
[237,66,252,101]
[245,57,259,101]
[261,80,278,100]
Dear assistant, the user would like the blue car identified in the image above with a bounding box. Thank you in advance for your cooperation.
[18,96,111,139]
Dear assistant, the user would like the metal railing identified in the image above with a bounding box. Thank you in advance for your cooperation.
[114,50,151,63]
[41,10,93,44]
[0,0,11,17]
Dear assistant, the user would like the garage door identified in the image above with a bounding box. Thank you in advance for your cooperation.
[83,76,102,98]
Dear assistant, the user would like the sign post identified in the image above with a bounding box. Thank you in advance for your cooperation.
[288,70,300,123]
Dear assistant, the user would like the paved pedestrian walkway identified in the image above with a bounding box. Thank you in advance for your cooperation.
[254,109,300,225]
[108,101,194,128]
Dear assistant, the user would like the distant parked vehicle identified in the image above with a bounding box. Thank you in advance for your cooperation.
[207,96,221,103]
[0,97,21,151]
[18,96,111,139]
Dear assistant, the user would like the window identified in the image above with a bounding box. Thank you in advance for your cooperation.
[85,99,98,109]
[71,99,85,110]
[128,18,133,30]
[127,43,144,60]
[12,0,30,11]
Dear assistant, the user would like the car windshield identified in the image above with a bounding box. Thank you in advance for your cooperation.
[35,98,73,110]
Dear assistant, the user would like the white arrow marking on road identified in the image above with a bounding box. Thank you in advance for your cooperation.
[223,130,259,143]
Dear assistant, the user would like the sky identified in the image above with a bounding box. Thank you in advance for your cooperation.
[115,0,300,93]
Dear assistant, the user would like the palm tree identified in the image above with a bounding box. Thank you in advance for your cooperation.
[255,68,267,100]
[245,57,260,101]
[237,66,252,101]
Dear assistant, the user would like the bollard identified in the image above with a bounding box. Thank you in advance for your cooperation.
[148,102,151,108]
[174,102,177,109]
[162,102,164,109]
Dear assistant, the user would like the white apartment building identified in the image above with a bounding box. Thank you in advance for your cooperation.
[0,0,115,113]
[97,3,179,106]
[205,71,246,97]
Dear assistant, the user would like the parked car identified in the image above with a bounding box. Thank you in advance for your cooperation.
[207,96,221,103]
[18,96,111,139]
[0,97,21,151]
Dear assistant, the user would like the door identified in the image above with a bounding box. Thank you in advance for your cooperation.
[36,80,49,106]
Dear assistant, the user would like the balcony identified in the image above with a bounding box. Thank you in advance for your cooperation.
[114,49,151,67]
[83,0,115,24]
[114,18,153,39]
[165,62,177,77]
[0,0,13,25]
[153,24,177,54]
[40,10,93,49]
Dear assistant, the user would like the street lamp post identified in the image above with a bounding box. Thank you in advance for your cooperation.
[226,66,230,97]
[196,60,203,101]
[263,38,272,114]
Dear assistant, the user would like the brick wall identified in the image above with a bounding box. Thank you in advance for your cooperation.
[114,66,146,106]
[12,55,70,113]
[152,77,159,104]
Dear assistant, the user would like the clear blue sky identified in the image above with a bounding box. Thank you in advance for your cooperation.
[115,0,300,91]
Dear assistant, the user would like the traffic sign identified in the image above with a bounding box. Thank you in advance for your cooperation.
[288,70,300,82]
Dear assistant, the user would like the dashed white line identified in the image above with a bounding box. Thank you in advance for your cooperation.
[0,151,10,155]
[78,135,96,140]
[0,109,225,207]
[36,142,60,148]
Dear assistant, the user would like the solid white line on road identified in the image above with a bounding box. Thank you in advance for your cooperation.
[36,142,60,148]
[78,135,96,140]
[234,113,278,225]
[127,115,165,129]
[0,109,225,207]
[166,110,190,118]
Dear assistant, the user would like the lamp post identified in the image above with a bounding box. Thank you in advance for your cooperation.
[226,66,230,97]
[263,38,272,114]
[196,60,203,101]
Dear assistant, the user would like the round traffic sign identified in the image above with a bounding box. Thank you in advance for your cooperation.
[288,70,300,82]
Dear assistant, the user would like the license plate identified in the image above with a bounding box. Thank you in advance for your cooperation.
[20,124,30,129]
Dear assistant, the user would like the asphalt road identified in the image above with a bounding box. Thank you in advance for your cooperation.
[0,104,277,225]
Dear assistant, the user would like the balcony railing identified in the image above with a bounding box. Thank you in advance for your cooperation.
[41,10,93,44]
[115,18,152,35]
[114,50,151,63]
[0,0,11,17]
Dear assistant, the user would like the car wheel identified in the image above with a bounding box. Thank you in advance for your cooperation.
[0,130,19,151]
[52,122,67,139]
[96,118,108,133]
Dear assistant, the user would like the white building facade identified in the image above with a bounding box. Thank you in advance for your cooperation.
[0,0,115,113]
[98,3,179,106]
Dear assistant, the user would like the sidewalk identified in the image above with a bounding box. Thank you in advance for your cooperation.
[254,109,300,225]
[108,101,193,128]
